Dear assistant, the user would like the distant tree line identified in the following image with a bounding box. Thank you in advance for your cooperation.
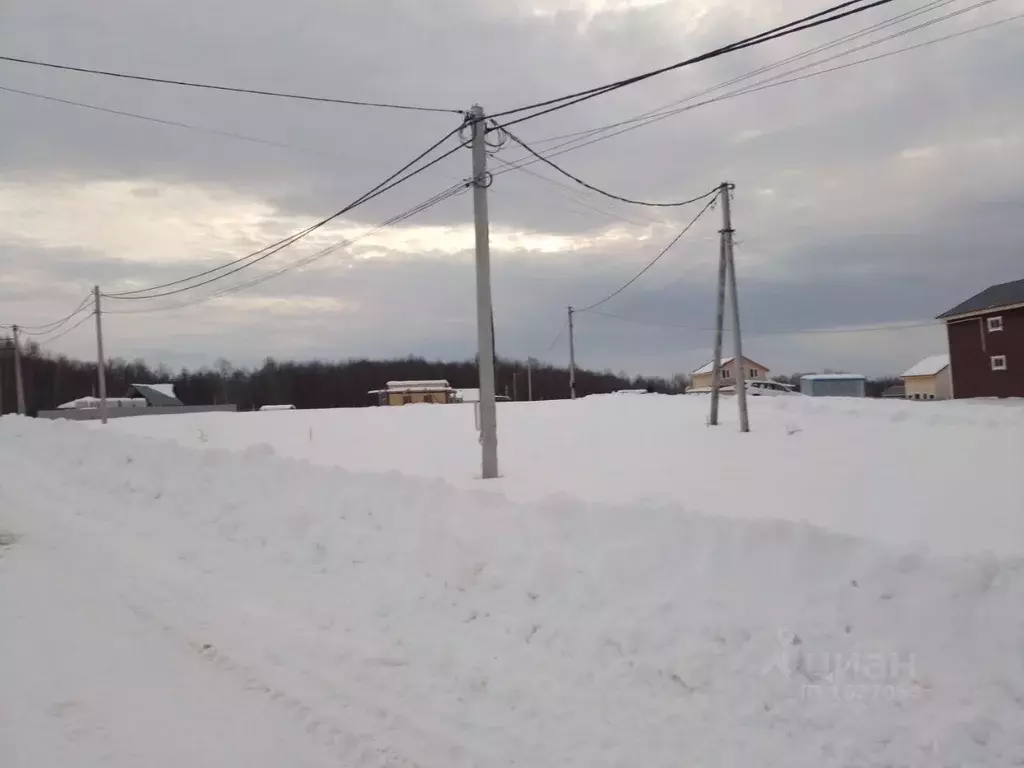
[0,338,686,415]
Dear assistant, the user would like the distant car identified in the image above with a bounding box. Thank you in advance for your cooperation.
[732,380,799,396]
[687,381,798,396]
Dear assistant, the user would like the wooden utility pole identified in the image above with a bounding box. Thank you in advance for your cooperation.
[93,286,108,424]
[721,184,749,432]
[568,307,577,400]
[709,208,728,426]
[469,105,498,478]
[11,325,25,415]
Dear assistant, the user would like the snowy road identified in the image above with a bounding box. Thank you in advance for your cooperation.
[4,407,1024,766]
[0,524,340,767]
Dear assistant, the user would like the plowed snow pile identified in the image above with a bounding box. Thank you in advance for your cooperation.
[2,396,1024,766]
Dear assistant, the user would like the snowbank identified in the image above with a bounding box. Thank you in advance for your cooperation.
[3,415,1024,766]
[102,394,1024,555]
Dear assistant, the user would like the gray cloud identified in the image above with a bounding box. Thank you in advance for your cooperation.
[1,0,1021,381]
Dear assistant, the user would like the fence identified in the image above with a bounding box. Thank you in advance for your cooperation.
[36,404,238,421]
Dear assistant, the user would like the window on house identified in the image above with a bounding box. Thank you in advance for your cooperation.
[987,316,1004,332]
[991,355,1008,371]
[722,370,731,380]
[750,368,759,378]
[403,394,413,404]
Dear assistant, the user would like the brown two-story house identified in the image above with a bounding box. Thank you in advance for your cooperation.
[937,278,1024,399]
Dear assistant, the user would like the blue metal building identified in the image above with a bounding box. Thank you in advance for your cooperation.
[800,374,867,397]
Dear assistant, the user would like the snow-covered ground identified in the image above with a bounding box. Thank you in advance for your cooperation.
[2,396,1023,766]
[104,394,1024,555]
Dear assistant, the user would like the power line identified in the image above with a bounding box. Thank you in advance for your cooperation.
[104,125,469,300]
[492,2,1018,179]
[0,83,344,156]
[32,310,96,346]
[491,0,883,120]
[0,74,667,232]
[582,308,942,335]
[575,195,718,313]
[501,127,718,208]
[489,154,664,228]
[580,0,1007,139]
[0,54,462,114]
[490,0,899,127]
[538,319,570,356]
[528,0,964,150]
[2,293,94,336]
[103,182,469,315]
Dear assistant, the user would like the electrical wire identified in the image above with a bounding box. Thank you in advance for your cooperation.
[560,0,1006,142]
[31,310,96,346]
[2,293,94,336]
[581,308,942,335]
[574,194,719,313]
[489,155,663,228]
[501,127,717,208]
[0,54,462,114]
[490,0,899,127]
[0,84,346,157]
[538,319,570,356]
[103,182,469,315]
[492,2,1018,180]
[528,0,964,150]
[104,125,469,300]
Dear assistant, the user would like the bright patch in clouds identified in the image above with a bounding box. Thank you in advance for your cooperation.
[0,180,655,279]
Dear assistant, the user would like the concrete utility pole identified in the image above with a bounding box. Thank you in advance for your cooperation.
[11,325,26,415]
[93,286,109,425]
[721,183,750,433]
[469,105,498,479]
[568,306,577,400]
[709,206,728,426]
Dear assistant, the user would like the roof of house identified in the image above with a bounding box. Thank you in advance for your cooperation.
[258,404,296,411]
[937,278,1024,319]
[691,356,769,376]
[128,383,183,407]
[384,380,451,390]
[800,374,866,381]
[902,354,950,378]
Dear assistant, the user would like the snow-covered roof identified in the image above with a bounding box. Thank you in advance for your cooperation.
[692,357,735,376]
[691,356,770,376]
[258,404,296,411]
[614,389,649,394]
[57,396,100,409]
[148,383,176,398]
[800,374,866,381]
[128,383,183,407]
[385,380,451,389]
[902,354,950,378]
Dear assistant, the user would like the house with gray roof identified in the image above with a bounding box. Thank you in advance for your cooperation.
[937,278,1024,399]
[127,383,184,407]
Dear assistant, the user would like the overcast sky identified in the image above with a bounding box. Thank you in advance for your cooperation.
[1,0,1021,378]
